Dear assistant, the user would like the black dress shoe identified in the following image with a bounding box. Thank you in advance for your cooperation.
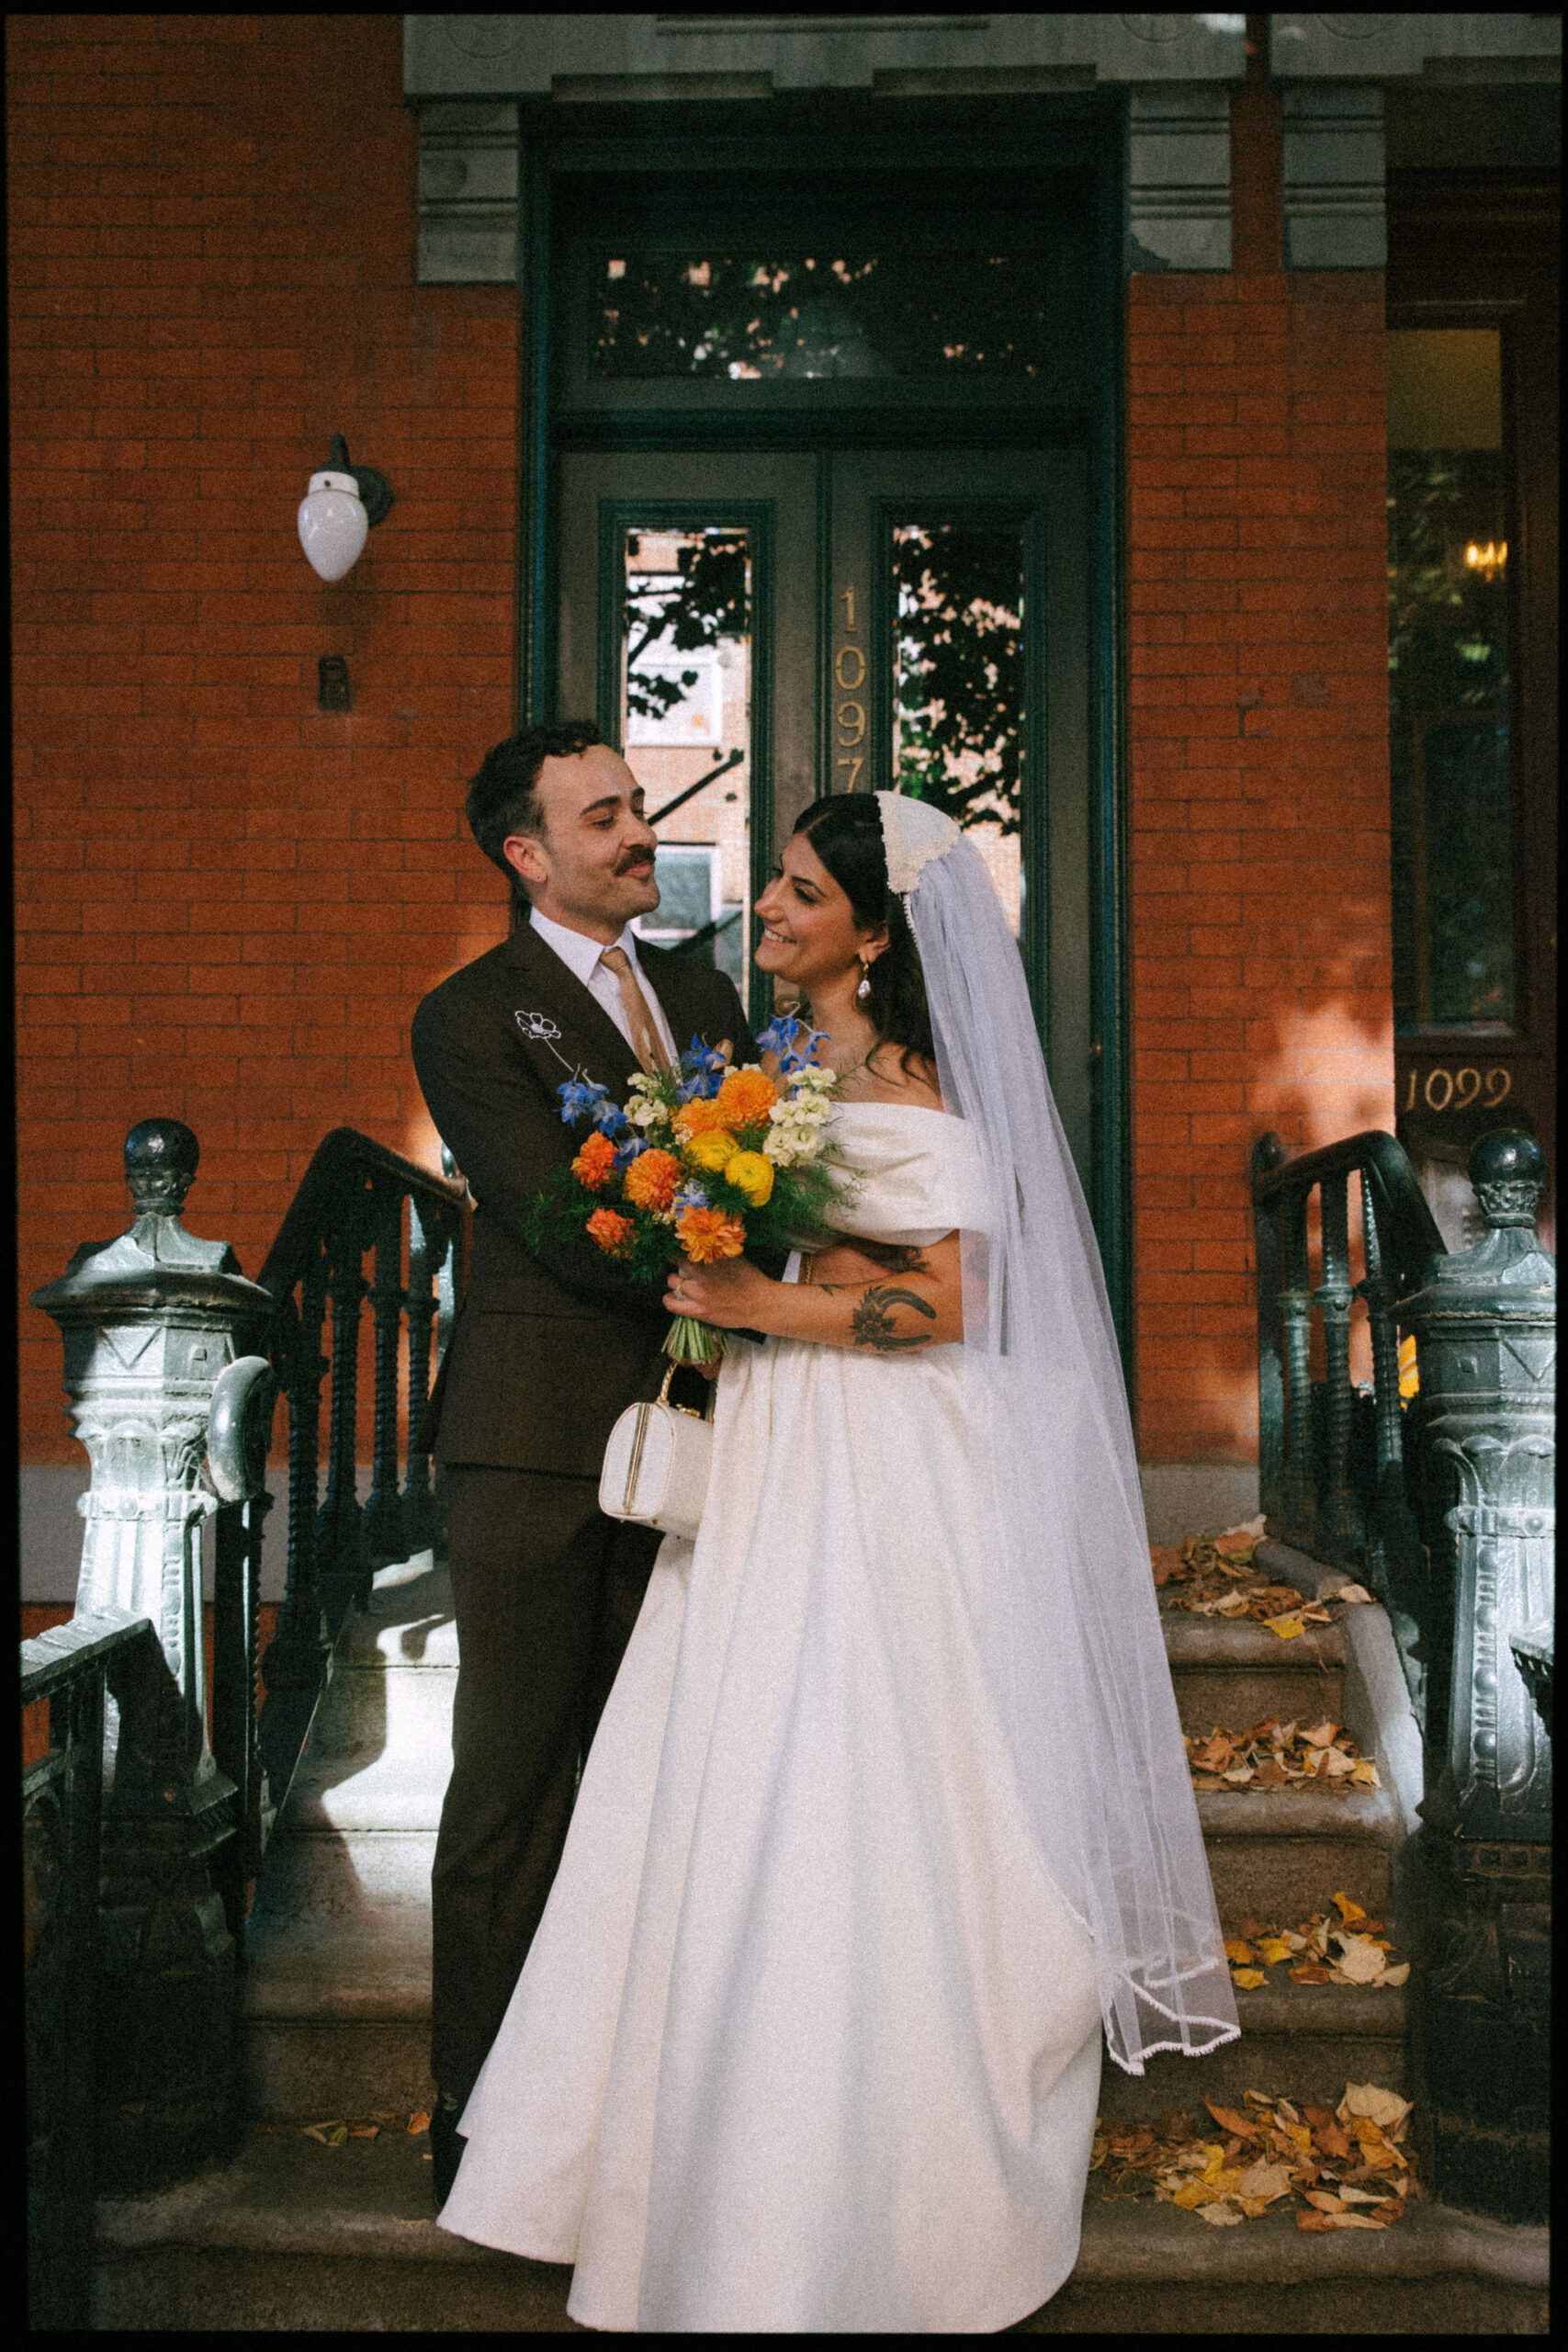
[431,2093,468,2211]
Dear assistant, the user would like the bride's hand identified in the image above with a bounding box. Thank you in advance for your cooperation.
[665,1255,776,1331]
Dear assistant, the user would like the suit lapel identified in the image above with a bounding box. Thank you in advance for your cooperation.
[502,922,641,1100]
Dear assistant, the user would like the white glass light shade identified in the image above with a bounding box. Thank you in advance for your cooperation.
[298,468,368,582]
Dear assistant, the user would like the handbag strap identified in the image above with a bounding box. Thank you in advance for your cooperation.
[658,1355,714,1422]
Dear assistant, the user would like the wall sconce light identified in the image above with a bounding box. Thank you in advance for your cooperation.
[297,434,396,582]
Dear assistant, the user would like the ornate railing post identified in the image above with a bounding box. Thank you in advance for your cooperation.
[1403,1129,1554,2224]
[28,1117,275,2191]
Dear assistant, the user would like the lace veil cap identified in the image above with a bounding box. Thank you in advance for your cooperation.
[874,790,962,897]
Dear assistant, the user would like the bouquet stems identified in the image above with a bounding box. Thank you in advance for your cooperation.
[663,1313,728,1366]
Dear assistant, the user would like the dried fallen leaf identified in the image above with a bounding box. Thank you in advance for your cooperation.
[1230,1967,1268,1990]
[1338,2084,1413,2132]
[1257,1935,1295,1964]
[1332,1932,1391,1984]
[349,2125,378,2139]
[1332,1892,1368,1923]
[1234,2160,1293,2202]
[303,2123,349,2146]
[1195,2200,1245,2224]
[1203,2100,1260,2140]
[1224,1939,1258,1965]
[1336,1584,1374,1604]
[1382,1962,1410,1986]
[1263,1613,1306,1640]
[408,2110,432,2135]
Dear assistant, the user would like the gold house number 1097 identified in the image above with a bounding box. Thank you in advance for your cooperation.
[836,585,864,789]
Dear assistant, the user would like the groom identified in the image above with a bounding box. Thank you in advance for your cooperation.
[411,720,750,2208]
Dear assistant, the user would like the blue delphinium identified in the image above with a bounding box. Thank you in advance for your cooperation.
[594,1100,633,1141]
[672,1182,708,1215]
[613,1136,649,1171]
[558,1077,610,1126]
[678,1035,728,1101]
[755,1013,829,1074]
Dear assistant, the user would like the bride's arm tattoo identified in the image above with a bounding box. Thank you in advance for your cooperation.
[849,1284,939,1351]
[818,1280,940,1351]
[765,1232,962,1350]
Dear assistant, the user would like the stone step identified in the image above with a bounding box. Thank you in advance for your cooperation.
[1094,1981,1411,2123]
[1160,1614,1348,1738]
[90,2128,1548,2334]
[1193,1781,1400,1921]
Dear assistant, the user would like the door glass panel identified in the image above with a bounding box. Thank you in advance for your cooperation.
[620,525,753,1010]
[890,518,1026,938]
[1386,329,1515,1030]
[598,253,1051,380]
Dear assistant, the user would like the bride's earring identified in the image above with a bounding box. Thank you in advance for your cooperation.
[856,956,873,1004]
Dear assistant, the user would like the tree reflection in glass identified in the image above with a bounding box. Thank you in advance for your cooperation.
[620,526,753,1006]
[598,254,1050,380]
[891,520,1025,938]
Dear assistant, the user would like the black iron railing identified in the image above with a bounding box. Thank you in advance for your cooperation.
[1249,1129,1447,1726]
[22,1124,468,2263]
[245,1130,466,1879]
[23,1611,160,2329]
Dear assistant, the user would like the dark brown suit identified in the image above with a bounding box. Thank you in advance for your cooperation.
[411,918,750,2101]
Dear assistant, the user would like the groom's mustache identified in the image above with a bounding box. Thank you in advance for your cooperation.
[617,849,656,874]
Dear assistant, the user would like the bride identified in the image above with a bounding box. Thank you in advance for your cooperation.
[437,791,1238,2331]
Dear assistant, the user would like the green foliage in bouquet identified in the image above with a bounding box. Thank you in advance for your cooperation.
[520,1025,855,1359]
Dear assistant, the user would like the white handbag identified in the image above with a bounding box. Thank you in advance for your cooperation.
[599,1362,714,1541]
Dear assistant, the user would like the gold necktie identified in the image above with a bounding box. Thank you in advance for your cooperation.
[599,944,672,1075]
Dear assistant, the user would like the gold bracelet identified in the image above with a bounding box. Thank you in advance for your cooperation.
[800,1253,813,1287]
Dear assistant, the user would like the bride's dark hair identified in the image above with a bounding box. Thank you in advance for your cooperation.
[792,795,936,1077]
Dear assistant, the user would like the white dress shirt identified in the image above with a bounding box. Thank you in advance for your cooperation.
[527,907,680,1068]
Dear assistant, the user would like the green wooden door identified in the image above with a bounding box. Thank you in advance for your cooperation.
[557,446,1093,1189]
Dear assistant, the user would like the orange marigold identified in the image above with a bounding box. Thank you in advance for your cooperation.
[672,1096,733,1143]
[585,1206,635,1257]
[676,1206,747,1264]
[622,1148,680,1213]
[714,1067,779,1135]
[571,1131,618,1191]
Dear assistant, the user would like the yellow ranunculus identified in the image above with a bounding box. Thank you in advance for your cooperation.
[685,1128,739,1173]
[725,1149,774,1206]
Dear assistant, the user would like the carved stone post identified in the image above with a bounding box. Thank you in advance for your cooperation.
[29,1117,276,2190]
[1402,1129,1554,2224]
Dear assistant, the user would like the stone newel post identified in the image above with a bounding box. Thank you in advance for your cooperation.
[1402,1128,1554,2225]
[29,1117,276,2189]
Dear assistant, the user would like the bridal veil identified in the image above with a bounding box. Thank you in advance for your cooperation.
[876,790,1239,2075]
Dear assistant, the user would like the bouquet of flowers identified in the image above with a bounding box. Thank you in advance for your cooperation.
[523,1015,852,1365]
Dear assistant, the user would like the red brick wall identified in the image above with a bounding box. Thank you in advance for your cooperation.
[11,16,1397,1476]
[10,15,517,1464]
[1125,266,1393,1461]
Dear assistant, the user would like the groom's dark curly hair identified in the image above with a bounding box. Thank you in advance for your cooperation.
[792,795,937,1079]
[466,720,607,914]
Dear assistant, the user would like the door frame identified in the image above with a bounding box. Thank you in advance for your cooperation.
[511,94,1134,1373]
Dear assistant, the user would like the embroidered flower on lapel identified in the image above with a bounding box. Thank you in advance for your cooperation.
[515,1011,561,1042]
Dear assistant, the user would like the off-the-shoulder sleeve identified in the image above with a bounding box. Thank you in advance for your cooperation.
[823,1112,993,1247]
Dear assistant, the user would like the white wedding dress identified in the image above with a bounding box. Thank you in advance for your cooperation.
[438,1102,1104,2332]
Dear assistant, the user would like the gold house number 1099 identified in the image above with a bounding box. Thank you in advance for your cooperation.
[1403,1066,1513,1112]
[836,585,864,789]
